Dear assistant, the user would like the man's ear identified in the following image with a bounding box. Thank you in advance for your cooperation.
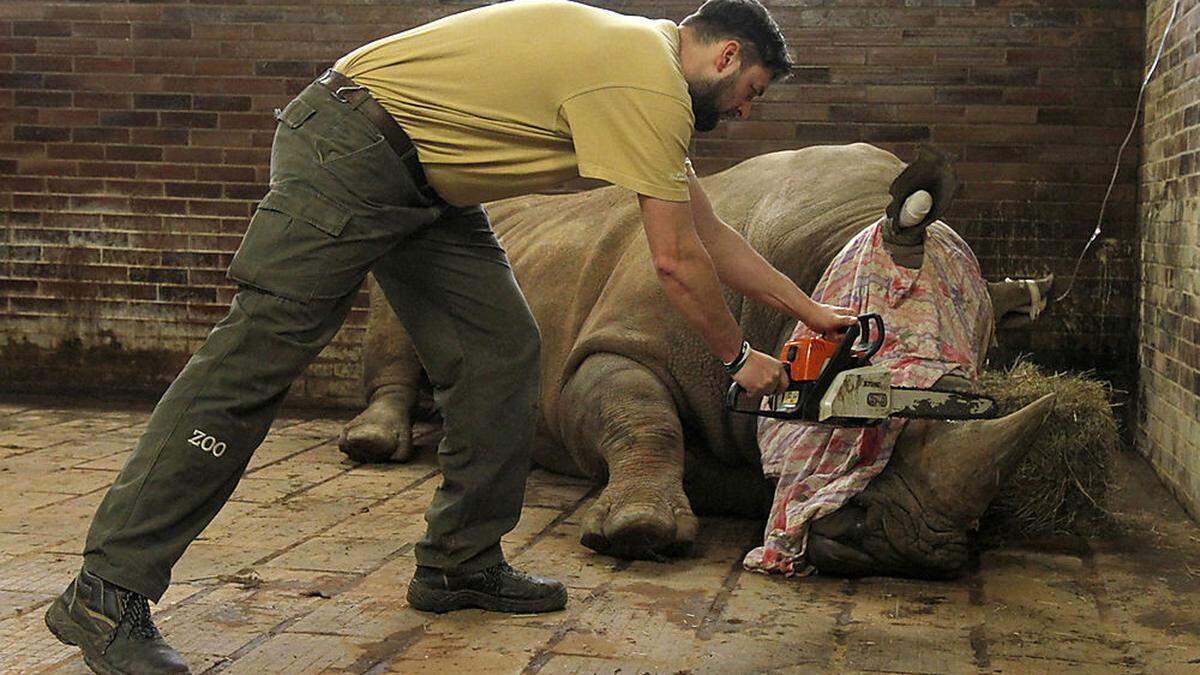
[716,40,742,73]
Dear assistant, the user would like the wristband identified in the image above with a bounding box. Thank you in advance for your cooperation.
[723,340,751,375]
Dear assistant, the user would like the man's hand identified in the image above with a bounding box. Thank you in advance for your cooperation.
[802,302,858,335]
[731,348,789,397]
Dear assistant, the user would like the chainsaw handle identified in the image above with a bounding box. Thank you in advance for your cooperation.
[725,381,742,411]
[854,313,885,366]
[724,382,796,419]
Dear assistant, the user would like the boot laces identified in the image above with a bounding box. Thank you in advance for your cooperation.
[120,592,162,640]
[490,562,531,583]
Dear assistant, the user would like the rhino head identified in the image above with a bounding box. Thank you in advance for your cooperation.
[806,393,1056,578]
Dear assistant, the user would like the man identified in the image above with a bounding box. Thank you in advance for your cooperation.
[46,0,856,672]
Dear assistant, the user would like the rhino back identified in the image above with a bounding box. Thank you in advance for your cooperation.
[484,143,905,471]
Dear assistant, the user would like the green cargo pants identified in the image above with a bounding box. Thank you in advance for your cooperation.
[82,79,541,602]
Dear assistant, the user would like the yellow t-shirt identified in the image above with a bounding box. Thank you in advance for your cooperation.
[334,0,694,206]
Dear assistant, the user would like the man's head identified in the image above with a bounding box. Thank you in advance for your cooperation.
[680,0,793,132]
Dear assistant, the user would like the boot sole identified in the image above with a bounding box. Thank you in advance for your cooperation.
[406,583,567,614]
[45,600,125,675]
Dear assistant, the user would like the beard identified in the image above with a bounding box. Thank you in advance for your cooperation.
[688,74,735,133]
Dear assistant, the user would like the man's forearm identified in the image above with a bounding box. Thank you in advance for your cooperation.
[686,173,820,321]
[639,195,744,363]
[655,238,745,364]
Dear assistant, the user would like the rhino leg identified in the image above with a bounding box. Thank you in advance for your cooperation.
[339,274,424,463]
[989,273,1055,330]
[559,353,698,560]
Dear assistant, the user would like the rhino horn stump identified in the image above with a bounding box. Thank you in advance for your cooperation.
[809,394,1056,578]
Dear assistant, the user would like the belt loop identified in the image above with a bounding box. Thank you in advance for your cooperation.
[331,84,367,105]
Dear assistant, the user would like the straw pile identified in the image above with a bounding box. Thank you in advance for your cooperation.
[975,360,1121,543]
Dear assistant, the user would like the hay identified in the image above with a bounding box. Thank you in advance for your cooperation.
[974,360,1121,543]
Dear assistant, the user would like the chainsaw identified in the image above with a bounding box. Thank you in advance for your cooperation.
[725,314,998,425]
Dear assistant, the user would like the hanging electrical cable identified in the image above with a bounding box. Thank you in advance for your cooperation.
[1055,0,1183,302]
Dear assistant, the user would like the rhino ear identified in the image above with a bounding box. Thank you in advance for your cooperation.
[989,274,1056,331]
[884,145,958,233]
[890,393,1056,527]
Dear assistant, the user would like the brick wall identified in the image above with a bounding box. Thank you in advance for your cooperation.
[0,1,1144,408]
[1138,0,1199,520]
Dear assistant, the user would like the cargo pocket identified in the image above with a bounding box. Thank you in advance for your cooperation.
[319,132,417,208]
[227,184,363,303]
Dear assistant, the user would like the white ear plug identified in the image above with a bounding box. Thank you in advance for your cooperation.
[898,190,933,228]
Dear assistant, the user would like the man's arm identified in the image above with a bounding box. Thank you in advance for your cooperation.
[684,163,854,335]
[639,194,789,396]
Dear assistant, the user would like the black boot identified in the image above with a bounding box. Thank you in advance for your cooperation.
[45,570,190,675]
[407,561,567,614]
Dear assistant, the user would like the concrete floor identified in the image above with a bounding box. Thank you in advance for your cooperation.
[1,397,1199,674]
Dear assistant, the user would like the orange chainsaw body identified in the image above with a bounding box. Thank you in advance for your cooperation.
[780,336,873,382]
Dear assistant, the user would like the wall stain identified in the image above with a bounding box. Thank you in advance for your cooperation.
[1,333,188,397]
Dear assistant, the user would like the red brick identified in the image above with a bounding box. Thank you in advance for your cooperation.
[75,56,136,74]
[14,21,71,37]
[222,148,270,165]
[100,178,164,197]
[105,145,165,162]
[194,95,253,112]
[45,5,162,22]
[39,109,99,126]
[132,23,191,40]
[218,113,275,131]
[192,23,255,40]
[74,92,132,108]
[73,22,132,39]
[12,194,68,211]
[13,54,72,71]
[47,144,105,161]
[162,146,223,164]
[224,184,268,201]
[0,37,37,54]
[72,127,131,143]
[47,177,104,193]
[14,91,72,107]
[196,166,257,183]
[130,198,189,216]
[189,200,252,218]
[1,175,48,192]
[70,195,131,213]
[79,161,137,179]
[134,57,196,75]
[101,214,164,231]
[190,129,254,148]
[131,128,191,146]
[135,163,197,181]
[165,182,222,199]
[34,37,98,55]
[101,249,162,266]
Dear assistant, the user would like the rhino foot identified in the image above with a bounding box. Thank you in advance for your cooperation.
[338,391,415,463]
[579,485,697,561]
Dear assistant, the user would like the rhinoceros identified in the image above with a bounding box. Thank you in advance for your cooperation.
[338,142,1056,578]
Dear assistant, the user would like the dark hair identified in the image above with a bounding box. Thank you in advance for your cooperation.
[681,0,793,81]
